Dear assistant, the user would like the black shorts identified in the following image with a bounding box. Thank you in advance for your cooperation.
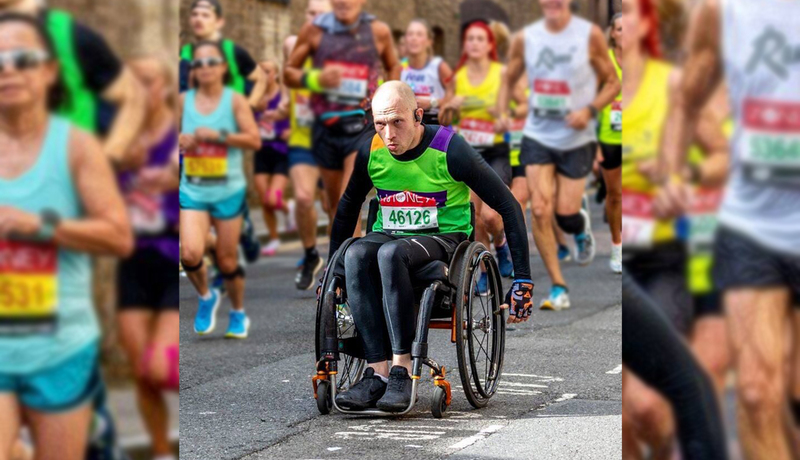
[255,144,289,176]
[520,136,595,179]
[714,226,800,305]
[599,142,621,170]
[623,241,693,334]
[118,247,180,311]
[476,143,512,186]
[312,116,374,170]
[512,165,526,179]
[693,291,723,318]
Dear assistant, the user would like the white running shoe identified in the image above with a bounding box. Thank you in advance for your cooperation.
[261,238,281,257]
[539,286,571,311]
[573,208,596,266]
[610,244,622,274]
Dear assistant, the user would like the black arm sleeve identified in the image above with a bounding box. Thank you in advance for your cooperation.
[328,145,374,258]
[74,23,123,94]
[234,45,258,79]
[446,135,531,280]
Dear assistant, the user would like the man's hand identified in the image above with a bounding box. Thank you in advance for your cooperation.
[0,207,41,238]
[319,66,343,89]
[179,134,198,152]
[653,179,690,220]
[195,128,221,143]
[501,279,534,324]
[565,107,593,130]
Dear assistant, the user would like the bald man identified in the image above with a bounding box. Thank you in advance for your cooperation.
[328,82,534,412]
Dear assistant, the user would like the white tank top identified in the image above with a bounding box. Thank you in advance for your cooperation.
[720,0,800,255]
[523,15,597,150]
[401,56,446,115]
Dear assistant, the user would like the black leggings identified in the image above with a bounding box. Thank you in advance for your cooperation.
[344,232,458,363]
[622,268,728,460]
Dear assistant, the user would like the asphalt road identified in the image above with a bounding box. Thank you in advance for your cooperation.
[179,206,621,460]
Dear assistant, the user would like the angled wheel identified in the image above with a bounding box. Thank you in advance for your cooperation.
[431,386,448,418]
[454,242,506,409]
[316,380,332,414]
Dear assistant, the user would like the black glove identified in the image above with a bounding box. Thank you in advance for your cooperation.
[504,279,534,320]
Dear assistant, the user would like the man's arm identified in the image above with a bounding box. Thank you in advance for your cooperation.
[284,22,318,89]
[100,68,147,167]
[374,21,401,81]
[446,136,531,279]
[328,146,374,258]
[587,26,621,115]
[497,31,526,129]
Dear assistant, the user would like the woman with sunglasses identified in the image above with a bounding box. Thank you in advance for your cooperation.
[0,13,132,460]
[179,41,260,340]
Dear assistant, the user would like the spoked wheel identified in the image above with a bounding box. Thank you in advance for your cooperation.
[314,239,366,394]
[454,242,506,409]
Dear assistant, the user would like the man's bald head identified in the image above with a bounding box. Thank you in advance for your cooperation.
[371,81,418,118]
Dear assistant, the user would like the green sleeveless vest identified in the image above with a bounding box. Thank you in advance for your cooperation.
[368,127,472,236]
[180,39,246,94]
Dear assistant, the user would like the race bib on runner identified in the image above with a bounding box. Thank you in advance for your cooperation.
[325,61,368,104]
[127,190,167,236]
[621,191,655,250]
[0,240,58,335]
[686,188,722,254]
[533,79,571,119]
[184,142,228,186]
[380,191,439,233]
[610,100,622,132]
[741,98,800,185]
[459,118,496,148]
[258,116,275,141]
[294,93,314,128]
[508,119,526,150]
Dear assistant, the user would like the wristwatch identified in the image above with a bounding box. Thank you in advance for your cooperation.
[587,105,599,119]
[218,129,229,144]
[39,209,61,240]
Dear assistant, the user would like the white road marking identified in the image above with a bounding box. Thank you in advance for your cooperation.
[406,445,423,448]
[448,424,504,450]
[606,365,622,374]
[554,393,578,402]
[499,381,549,388]
[199,412,216,415]
[503,373,564,382]
[327,447,341,451]
[282,379,290,382]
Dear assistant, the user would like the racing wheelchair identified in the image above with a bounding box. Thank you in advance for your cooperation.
[312,199,506,418]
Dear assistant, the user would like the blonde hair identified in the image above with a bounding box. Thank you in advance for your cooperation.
[488,21,510,62]
[406,18,435,59]
[260,58,281,85]
[128,54,177,111]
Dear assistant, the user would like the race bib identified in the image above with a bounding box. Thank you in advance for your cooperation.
[258,116,275,141]
[325,61,368,103]
[621,191,655,250]
[380,191,439,233]
[294,93,314,128]
[127,190,167,236]
[686,188,722,254]
[741,98,800,185]
[0,240,58,335]
[533,79,571,119]
[184,142,228,186]
[508,119,526,150]
[459,118,495,148]
[610,100,622,132]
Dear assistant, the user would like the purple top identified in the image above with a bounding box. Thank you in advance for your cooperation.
[119,127,180,263]
[258,91,289,154]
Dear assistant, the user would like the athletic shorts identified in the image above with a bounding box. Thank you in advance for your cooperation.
[311,116,374,170]
[288,147,317,168]
[694,291,723,318]
[0,341,100,412]
[118,247,180,311]
[180,188,246,220]
[520,136,595,179]
[255,144,289,176]
[476,143,512,186]
[623,241,693,334]
[599,142,622,170]
[512,165,526,179]
[714,226,800,305]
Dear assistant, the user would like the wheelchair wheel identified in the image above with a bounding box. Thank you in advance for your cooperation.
[314,239,366,393]
[316,380,332,415]
[454,242,506,409]
[431,386,448,419]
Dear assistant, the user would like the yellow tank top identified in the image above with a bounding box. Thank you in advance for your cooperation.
[622,59,674,244]
[509,88,531,167]
[598,49,622,145]
[288,60,314,149]
[455,62,504,146]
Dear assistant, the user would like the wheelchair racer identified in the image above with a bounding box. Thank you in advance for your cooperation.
[327,81,534,412]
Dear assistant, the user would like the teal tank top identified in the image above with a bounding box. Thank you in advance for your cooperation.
[0,116,98,374]
[180,88,246,203]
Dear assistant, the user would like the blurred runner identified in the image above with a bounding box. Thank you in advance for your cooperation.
[118,56,180,460]
[401,19,453,126]
[179,41,261,339]
[0,13,133,460]
[254,59,292,257]
[498,0,621,310]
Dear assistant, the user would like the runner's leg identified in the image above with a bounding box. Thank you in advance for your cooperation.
[254,173,278,241]
[602,165,622,245]
[180,210,212,295]
[213,216,245,310]
[527,164,565,286]
[691,316,731,397]
[290,164,321,250]
[622,370,676,460]
[25,403,92,460]
[0,394,21,460]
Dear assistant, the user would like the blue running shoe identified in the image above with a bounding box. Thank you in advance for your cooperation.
[210,270,227,297]
[539,285,570,311]
[225,310,251,339]
[194,289,221,335]
[496,243,514,278]
[557,244,571,262]
[474,272,489,297]
[573,209,596,266]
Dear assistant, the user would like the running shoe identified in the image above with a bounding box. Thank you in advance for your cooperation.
[610,244,622,274]
[474,272,489,296]
[296,254,324,290]
[573,209,596,266]
[335,367,387,410]
[539,285,570,311]
[261,238,281,257]
[194,289,221,335]
[557,244,571,262]
[496,242,514,278]
[239,208,261,264]
[225,310,251,339]
[376,366,414,412]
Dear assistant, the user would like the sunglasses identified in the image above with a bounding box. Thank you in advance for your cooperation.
[191,57,225,69]
[0,49,50,73]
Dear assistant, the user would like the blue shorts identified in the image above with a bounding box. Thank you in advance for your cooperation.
[180,188,246,220]
[288,147,317,169]
[0,341,100,412]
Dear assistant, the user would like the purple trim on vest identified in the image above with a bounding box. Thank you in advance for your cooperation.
[376,188,448,208]
[429,125,455,152]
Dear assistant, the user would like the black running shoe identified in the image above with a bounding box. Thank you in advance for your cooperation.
[334,367,387,410]
[376,366,414,412]
[295,254,323,290]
